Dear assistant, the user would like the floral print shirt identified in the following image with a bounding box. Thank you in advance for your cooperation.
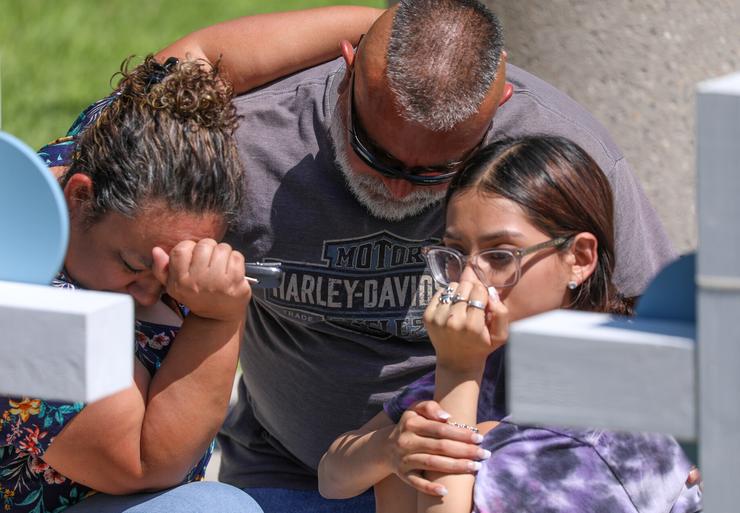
[384,347,703,513]
[37,95,117,169]
[1,127,213,512]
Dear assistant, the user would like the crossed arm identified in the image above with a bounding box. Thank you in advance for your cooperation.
[319,404,494,513]
[42,240,250,494]
[319,280,506,513]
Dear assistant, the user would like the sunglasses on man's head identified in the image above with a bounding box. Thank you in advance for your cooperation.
[346,61,483,186]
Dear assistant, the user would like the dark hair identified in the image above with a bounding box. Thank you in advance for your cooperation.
[447,136,633,315]
[387,0,504,131]
[61,55,243,226]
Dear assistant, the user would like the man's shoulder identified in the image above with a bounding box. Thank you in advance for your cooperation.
[496,64,624,171]
[233,57,343,107]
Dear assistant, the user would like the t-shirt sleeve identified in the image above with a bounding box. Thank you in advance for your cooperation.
[383,370,436,424]
[473,423,639,513]
[608,158,676,297]
[1,397,84,457]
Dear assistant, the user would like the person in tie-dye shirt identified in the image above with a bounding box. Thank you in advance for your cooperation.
[318,136,702,513]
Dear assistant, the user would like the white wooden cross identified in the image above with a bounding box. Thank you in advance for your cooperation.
[0,131,133,403]
[507,72,740,511]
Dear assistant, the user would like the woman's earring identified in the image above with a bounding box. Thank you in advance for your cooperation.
[568,280,578,290]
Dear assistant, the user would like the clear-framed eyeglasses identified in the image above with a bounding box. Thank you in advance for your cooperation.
[421,236,573,289]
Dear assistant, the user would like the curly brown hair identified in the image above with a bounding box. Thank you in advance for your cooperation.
[63,54,243,226]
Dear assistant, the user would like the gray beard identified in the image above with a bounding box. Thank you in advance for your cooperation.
[328,105,444,222]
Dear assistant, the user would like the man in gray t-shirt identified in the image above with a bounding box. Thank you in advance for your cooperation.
[218,0,675,508]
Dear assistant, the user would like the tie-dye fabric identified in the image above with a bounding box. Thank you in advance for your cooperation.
[384,347,702,513]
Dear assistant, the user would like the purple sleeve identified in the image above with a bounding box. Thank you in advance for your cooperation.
[384,349,508,424]
[383,371,436,423]
[473,423,701,513]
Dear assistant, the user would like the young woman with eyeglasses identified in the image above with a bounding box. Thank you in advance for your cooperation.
[318,136,701,513]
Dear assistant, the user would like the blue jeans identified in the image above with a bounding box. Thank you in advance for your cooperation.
[65,481,263,513]
[245,487,375,513]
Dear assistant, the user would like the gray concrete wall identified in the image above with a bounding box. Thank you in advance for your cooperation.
[488,0,740,252]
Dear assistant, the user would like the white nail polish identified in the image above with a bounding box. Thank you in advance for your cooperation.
[472,433,484,444]
[487,286,499,302]
[438,410,451,420]
[478,449,492,459]
[437,486,449,496]
[468,461,482,471]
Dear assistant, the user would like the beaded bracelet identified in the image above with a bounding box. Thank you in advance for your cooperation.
[447,420,480,434]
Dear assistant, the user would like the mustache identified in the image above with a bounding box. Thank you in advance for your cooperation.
[327,107,444,221]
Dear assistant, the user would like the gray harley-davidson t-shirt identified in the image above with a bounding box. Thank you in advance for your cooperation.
[217,58,675,489]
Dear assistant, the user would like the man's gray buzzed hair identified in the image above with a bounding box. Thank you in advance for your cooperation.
[386,0,504,131]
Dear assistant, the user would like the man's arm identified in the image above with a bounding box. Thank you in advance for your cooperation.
[157,6,383,94]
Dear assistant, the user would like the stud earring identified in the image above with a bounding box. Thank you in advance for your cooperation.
[568,280,578,290]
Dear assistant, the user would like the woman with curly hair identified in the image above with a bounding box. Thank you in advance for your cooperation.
[0,7,382,513]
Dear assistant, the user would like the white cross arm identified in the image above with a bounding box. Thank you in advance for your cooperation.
[507,309,696,440]
[0,280,134,403]
[697,71,740,510]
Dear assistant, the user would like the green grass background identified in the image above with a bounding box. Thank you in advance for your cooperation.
[0,0,382,150]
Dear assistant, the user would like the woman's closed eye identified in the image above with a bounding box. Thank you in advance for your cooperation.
[120,255,145,274]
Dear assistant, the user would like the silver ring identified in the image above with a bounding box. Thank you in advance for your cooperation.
[467,299,486,310]
[439,293,454,304]
[452,294,468,304]
[444,286,456,294]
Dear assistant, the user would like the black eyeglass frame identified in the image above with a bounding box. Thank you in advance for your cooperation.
[421,236,573,289]
[345,48,486,186]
